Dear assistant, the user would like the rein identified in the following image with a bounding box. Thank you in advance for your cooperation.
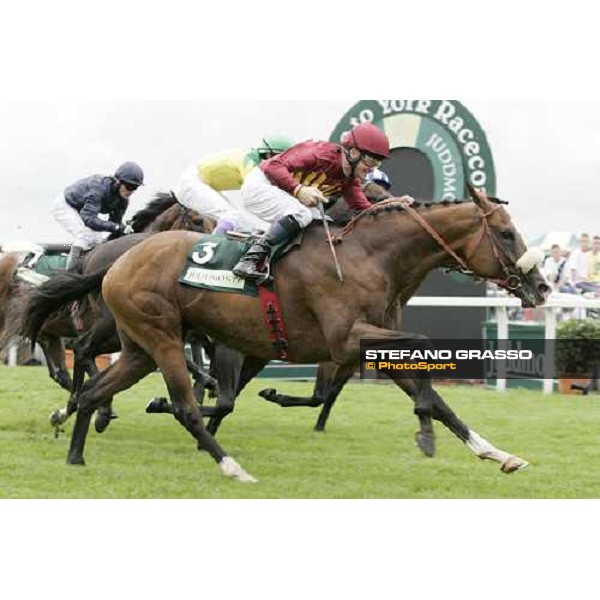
[334,198,524,293]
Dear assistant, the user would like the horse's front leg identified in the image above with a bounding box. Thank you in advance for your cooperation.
[390,378,528,473]
[332,322,437,457]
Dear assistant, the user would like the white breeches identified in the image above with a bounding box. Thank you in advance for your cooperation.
[176,165,269,231]
[50,194,110,250]
[240,167,319,228]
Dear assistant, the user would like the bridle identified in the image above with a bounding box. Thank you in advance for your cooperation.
[336,198,526,293]
[399,199,525,292]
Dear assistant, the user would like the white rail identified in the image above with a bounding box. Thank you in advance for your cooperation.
[408,294,600,394]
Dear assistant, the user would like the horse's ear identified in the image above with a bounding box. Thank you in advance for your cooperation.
[467,183,490,207]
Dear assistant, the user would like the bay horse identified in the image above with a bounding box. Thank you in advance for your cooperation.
[22,186,549,483]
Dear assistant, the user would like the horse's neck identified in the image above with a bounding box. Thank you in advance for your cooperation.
[144,205,179,232]
[352,202,481,304]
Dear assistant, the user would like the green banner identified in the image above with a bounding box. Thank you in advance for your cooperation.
[330,100,496,200]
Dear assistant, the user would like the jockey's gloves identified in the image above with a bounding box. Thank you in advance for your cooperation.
[296,185,327,208]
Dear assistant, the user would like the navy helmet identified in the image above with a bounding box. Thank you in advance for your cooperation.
[114,161,144,187]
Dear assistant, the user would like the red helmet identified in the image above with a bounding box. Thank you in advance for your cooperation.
[341,122,390,159]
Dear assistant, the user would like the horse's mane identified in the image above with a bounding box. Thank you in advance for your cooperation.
[337,195,509,238]
[129,192,178,232]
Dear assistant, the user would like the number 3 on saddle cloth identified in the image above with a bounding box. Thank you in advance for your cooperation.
[179,232,303,360]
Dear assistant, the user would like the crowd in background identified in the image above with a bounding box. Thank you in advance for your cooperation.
[541,233,600,297]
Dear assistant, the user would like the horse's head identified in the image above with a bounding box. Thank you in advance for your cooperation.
[161,204,217,234]
[462,185,550,308]
[130,192,217,234]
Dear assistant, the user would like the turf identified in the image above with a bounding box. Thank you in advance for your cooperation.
[1,365,599,498]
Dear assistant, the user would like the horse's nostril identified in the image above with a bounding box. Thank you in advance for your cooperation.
[539,283,551,298]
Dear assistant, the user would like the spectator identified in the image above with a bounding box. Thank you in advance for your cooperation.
[566,233,591,292]
[579,235,600,296]
[542,244,571,293]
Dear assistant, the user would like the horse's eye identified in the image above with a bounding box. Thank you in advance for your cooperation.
[501,230,515,241]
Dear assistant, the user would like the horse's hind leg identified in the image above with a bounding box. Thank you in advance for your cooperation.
[38,334,72,392]
[259,361,336,411]
[206,350,267,437]
[67,337,156,465]
[313,363,356,432]
[205,345,245,436]
[151,341,256,482]
[71,319,121,434]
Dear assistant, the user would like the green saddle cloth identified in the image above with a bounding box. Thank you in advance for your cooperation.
[179,233,290,296]
[33,253,67,276]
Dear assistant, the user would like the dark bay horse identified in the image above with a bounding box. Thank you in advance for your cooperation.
[1,193,216,430]
[22,186,549,483]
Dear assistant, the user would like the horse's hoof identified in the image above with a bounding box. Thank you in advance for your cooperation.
[219,457,257,483]
[501,456,529,474]
[415,431,436,457]
[67,456,86,466]
[94,411,118,434]
[145,397,171,414]
[203,377,218,392]
[259,388,278,402]
[49,410,63,428]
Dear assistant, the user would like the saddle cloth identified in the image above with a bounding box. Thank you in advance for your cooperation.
[15,252,68,286]
[179,232,301,296]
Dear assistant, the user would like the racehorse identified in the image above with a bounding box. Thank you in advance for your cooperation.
[1,193,217,430]
[22,185,549,483]
[1,250,73,389]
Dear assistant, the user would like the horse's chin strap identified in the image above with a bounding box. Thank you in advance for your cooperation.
[399,200,522,292]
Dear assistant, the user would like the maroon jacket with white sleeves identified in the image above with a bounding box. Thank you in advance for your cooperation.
[260,140,373,212]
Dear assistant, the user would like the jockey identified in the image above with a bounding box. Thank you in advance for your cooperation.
[51,162,143,271]
[176,134,295,234]
[232,122,390,281]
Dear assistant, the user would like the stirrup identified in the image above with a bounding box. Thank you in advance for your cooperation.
[233,259,271,284]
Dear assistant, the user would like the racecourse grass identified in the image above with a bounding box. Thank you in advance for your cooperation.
[1,365,600,498]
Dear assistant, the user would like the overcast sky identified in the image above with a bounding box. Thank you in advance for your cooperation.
[1,99,599,245]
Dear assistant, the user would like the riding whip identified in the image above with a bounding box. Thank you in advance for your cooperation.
[318,202,344,282]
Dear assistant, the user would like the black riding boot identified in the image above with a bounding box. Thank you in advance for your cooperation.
[65,246,84,273]
[233,215,302,281]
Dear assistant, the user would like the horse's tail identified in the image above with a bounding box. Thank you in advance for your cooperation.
[22,266,111,348]
[0,253,22,351]
[0,253,20,313]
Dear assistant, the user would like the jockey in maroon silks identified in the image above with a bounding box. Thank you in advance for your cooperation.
[233,122,391,281]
